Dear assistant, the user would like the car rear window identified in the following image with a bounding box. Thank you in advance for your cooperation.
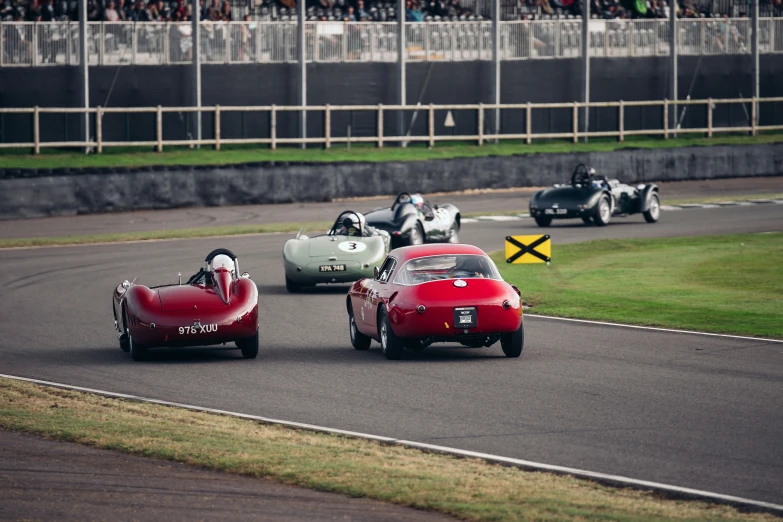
[393,255,502,285]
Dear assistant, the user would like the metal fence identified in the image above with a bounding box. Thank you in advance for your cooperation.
[2,18,783,66]
[2,97,782,152]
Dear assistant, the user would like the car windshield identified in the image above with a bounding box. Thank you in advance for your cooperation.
[393,254,502,285]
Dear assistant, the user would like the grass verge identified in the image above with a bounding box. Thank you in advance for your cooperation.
[0,377,778,522]
[1,134,782,170]
[0,221,330,249]
[494,232,783,339]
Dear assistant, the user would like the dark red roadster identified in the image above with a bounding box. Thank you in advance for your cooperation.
[346,244,524,360]
[112,249,259,361]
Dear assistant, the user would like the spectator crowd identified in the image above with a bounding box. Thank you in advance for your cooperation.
[0,0,778,23]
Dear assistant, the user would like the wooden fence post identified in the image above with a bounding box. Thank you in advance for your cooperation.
[478,103,484,146]
[215,105,221,150]
[33,106,40,155]
[271,105,277,150]
[707,98,713,138]
[618,100,624,142]
[572,102,578,144]
[96,106,103,153]
[377,104,384,148]
[156,105,163,152]
[526,102,532,145]
[663,99,669,140]
[325,104,331,149]
[428,104,435,149]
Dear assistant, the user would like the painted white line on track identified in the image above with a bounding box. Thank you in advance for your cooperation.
[1,372,781,514]
[525,314,783,344]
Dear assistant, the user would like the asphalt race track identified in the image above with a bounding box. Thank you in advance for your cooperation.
[0,204,782,505]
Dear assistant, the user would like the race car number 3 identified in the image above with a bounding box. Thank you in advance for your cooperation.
[179,324,218,334]
[338,241,367,253]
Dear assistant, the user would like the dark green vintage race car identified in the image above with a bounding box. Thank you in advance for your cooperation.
[529,164,661,227]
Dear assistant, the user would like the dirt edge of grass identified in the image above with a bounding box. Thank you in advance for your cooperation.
[0,376,780,522]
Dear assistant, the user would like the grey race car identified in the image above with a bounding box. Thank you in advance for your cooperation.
[529,164,661,227]
[364,192,461,248]
[282,210,391,292]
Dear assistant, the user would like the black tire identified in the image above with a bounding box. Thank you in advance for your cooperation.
[378,307,404,360]
[405,223,424,246]
[128,331,147,362]
[534,216,552,227]
[593,196,612,226]
[643,193,661,224]
[285,277,300,293]
[349,306,371,350]
[236,329,259,359]
[117,304,129,352]
[500,320,524,358]
[447,222,460,244]
[581,216,593,225]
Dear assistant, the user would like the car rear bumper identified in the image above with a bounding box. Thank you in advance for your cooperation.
[530,208,588,219]
[388,303,522,338]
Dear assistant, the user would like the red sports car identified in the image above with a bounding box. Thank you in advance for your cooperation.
[346,244,524,360]
[112,249,259,361]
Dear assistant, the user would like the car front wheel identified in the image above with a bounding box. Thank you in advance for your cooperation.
[534,216,552,227]
[379,307,404,360]
[593,196,612,226]
[236,329,259,359]
[349,306,371,350]
[500,320,524,358]
[406,223,424,246]
[128,331,147,362]
[643,193,661,223]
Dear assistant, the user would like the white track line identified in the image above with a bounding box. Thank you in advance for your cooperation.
[525,314,783,344]
[1,373,781,514]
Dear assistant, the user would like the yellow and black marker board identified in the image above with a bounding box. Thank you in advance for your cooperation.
[505,235,551,264]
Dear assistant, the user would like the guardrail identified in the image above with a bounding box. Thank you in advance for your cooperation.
[1,18,782,66]
[2,97,782,153]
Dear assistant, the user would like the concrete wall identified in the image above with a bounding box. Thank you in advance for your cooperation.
[2,142,782,220]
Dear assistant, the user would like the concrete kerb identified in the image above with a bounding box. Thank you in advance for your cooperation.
[1,372,781,516]
[2,143,783,220]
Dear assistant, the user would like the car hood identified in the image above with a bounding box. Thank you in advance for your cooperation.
[307,236,367,257]
[157,285,229,311]
[365,208,396,226]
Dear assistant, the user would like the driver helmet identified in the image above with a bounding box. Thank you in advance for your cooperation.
[588,167,596,176]
[410,194,424,209]
[209,253,234,274]
[341,213,366,234]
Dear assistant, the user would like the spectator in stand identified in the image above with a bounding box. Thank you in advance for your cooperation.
[174,0,188,19]
[26,0,41,20]
[406,0,424,21]
[220,0,232,20]
[131,0,151,21]
[343,5,356,20]
[774,0,783,16]
[207,0,221,20]
[115,0,129,19]
[104,0,120,20]
[41,0,55,20]
[356,0,370,20]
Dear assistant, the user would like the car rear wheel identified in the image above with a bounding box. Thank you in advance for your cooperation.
[406,223,424,246]
[236,329,259,359]
[593,196,612,226]
[117,303,129,352]
[534,216,552,227]
[581,216,593,225]
[643,193,661,223]
[447,222,460,244]
[285,277,301,293]
[349,306,371,350]
[128,331,147,362]
[500,320,524,358]
[379,307,404,360]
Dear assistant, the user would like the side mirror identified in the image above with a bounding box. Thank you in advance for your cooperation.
[122,280,131,289]
[178,272,182,285]
[241,272,250,279]
[373,266,380,279]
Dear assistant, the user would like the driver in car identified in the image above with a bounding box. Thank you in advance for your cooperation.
[335,213,372,236]
[449,256,487,279]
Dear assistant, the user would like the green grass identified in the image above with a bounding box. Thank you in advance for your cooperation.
[494,233,783,338]
[0,377,778,522]
[1,134,782,169]
[0,221,330,249]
